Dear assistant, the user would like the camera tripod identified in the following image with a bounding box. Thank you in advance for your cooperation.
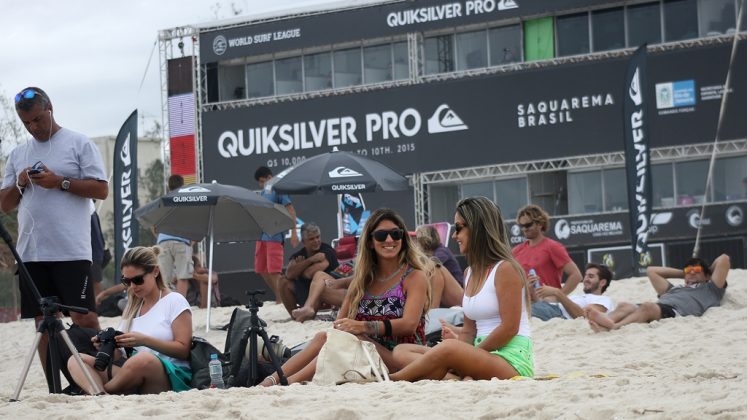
[0,222,103,400]
[230,290,288,386]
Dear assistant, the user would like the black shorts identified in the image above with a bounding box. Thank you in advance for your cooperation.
[20,260,95,318]
[657,303,678,319]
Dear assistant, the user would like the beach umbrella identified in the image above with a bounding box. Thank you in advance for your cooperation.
[135,181,294,332]
[267,148,409,194]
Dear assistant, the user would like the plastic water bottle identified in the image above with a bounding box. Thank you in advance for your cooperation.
[208,353,225,389]
[529,268,540,288]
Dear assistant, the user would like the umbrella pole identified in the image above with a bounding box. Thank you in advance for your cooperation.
[206,207,215,333]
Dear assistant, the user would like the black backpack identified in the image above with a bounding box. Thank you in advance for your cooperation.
[46,324,98,394]
[189,336,230,389]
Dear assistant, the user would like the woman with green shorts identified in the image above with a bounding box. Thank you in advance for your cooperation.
[391,196,534,381]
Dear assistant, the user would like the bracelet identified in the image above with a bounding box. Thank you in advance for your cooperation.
[365,321,380,336]
[383,319,392,336]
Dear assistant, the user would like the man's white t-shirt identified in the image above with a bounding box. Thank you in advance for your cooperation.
[119,292,191,368]
[559,294,615,319]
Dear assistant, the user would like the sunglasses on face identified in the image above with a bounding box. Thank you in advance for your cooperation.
[121,267,154,287]
[452,223,467,234]
[14,89,42,104]
[683,265,703,274]
[518,221,535,230]
[372,228,404,242]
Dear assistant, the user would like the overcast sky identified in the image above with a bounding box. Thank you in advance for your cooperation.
[0,0,342,143]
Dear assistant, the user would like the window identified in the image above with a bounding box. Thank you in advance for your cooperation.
[246,61,274,98]
[675,160,709,205]
[304,52,332,91]
[529,171,568,215]
[593,7,625,51]
[363,44,392,84]
[429,185,459,224]
[568,171,602,214]
[652,163,675,207]
[275,57,303,95]
[461,181,493,200]
[489,24,522,65]
[557,12,590,56]
[393,41,410,80]
[664,0,698,41]
[524,17,555,61]
[495,178,528,218]
[456,30,487,70]
[603,168,628,211]
[713,155,747,201]
[425,34,455,74]
[334,48,362,89]
[699,0,737,36]
[627,2,662,46]
[218,64,245,101]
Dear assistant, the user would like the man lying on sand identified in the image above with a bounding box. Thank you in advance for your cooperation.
[586,254,730,331]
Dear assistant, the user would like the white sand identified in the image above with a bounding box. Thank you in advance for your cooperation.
[0,270,745,419]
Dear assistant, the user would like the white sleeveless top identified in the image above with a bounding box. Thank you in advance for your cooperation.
[462,261,532,339]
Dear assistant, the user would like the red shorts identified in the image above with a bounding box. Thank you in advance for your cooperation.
[254,241,284,273]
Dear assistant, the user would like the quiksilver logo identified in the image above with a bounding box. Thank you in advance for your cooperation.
[328,167,363,178]
[178,186,211,193]
[427,104,468,133]
[331,184,366,191]
[173,195,208,203]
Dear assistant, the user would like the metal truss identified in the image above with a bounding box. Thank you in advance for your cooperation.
[412,139,747,224]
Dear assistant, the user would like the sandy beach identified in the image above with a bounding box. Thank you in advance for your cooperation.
[0,269,745,419]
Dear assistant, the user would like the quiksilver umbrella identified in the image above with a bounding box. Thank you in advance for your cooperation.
[267,148,409,194]
[135,181,294,332]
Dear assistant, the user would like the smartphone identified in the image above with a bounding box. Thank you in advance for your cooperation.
[28,161,45,175]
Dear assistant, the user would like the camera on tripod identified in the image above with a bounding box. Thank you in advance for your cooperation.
[94,328,124,371]
[245,290,265,309]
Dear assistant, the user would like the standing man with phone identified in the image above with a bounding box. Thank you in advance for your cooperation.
[0,87,108,377]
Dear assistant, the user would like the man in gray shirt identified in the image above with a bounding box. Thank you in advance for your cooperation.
[0,87,108,373]
[586,254,730,331]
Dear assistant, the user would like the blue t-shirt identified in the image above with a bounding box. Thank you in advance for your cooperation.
[157,233,190,245]
[260,187,292,242]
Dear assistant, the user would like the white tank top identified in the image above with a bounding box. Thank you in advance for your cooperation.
[462,261,532,338]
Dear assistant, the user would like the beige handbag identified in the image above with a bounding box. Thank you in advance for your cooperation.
[312,328,390,386]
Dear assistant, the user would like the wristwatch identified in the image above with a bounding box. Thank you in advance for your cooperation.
[60,177,71,191]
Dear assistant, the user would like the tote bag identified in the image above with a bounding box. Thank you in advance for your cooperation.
[312,328,390,385]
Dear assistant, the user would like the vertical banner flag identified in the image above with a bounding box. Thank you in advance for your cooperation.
[113,110,139,283]
[623,45,653,276]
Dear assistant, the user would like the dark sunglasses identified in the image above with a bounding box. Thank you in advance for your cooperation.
[14,89,42,104]
[452,223,467,234]
[372,228,404,242]
[121,267,154,287]
[518,221,535,230]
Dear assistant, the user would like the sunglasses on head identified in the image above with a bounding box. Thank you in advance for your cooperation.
[452,223,467,234]
[121,267,154,287]
[372,228,404,242]
[14,89,42,104]
[683,265,703,274]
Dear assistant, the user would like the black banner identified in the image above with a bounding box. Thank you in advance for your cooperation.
[507,202,747,249]
[199,0,616,62]
[201,40,746,185]
[623,45,654,276]
[588,244,665,280]
[113,110,139,283]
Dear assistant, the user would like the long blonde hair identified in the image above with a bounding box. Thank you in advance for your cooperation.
[456,197,530,310]
[120,246,168,332]
[346,208,433,319]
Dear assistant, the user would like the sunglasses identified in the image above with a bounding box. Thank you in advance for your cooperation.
[683,265,703,274]
[452,223,467,234]
[14,89,42,104]
[372,228,404,242]
[121,267,154,287]
[518,221,535,230]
